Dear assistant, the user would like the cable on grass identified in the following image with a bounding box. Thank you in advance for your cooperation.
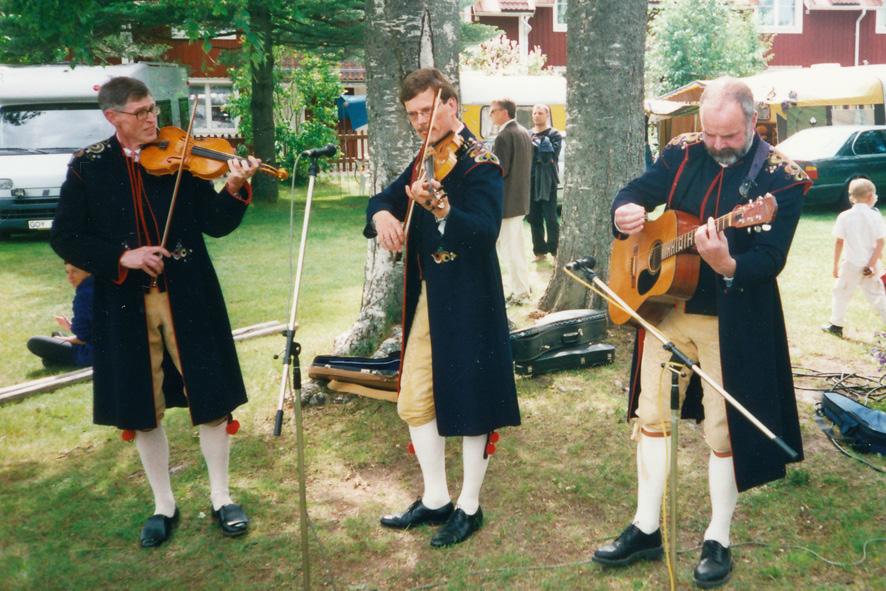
[403,537,886,590]
[792,366,886,404]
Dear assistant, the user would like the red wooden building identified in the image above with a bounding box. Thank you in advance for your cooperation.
[470,0,567,68]
[470,1,886,71]
[759,0,886,67]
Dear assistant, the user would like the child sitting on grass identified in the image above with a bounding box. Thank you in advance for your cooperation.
[27,262,94,367]
[821,178,886,338]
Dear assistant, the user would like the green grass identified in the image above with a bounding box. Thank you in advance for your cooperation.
[1,193,884,590]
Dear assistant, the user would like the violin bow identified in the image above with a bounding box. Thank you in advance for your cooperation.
[401,87,443,243]
[158,94,199,250]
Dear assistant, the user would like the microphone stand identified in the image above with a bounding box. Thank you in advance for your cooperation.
[563,260,800,585]
[273,151,330,591]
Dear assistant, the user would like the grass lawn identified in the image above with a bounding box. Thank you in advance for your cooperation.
[0,188,883,591]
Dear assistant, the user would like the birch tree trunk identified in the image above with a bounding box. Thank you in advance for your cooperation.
[332,0,460,356]
[538,0,647,311]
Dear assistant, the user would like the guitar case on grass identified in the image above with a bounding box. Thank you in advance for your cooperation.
[514,342,615,377]
[510,309,607,363]
[817,391,886,455]
[308,353,400,391]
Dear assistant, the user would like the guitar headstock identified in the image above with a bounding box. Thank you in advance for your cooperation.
[732,194,778,229]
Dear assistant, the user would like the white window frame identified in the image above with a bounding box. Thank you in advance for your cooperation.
[553,0,567,32]
[756,0,804,34]
[188,78,237,136]
[877,7,886,34]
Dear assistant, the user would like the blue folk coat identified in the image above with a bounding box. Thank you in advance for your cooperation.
[365,128,521,437]
[612,133,811,492]
[51,135,250,430]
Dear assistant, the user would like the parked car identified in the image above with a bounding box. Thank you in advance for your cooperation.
[775,125,886,209]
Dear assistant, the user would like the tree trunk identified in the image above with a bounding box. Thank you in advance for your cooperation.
[538,0,647,311]
[333,0,460,356]
[248,0,279,203]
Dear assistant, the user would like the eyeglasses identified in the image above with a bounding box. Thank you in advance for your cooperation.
[406,107,434,123]
[114,105,160,121]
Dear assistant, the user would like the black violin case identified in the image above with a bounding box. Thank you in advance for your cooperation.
[308,353,400,391]
[514,342,615,376]
[510,309,607,362]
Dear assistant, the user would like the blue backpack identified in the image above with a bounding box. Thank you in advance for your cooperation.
[818,391,886,455]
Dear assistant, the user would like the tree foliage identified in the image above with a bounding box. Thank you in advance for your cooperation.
[646,0,770,96]
[227,51,342,182]
[0,1,175,63]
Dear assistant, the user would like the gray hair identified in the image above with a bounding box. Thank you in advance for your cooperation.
[700,77,755,122]
[97,76,150,111]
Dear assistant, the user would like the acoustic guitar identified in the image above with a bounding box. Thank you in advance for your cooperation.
[607,194,778,325]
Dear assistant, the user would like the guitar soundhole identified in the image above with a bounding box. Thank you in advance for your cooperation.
[637,242,662,296]
[648,242,662,274]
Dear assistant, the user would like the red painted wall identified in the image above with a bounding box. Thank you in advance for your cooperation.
[163,38,240,78]
[483,16,520,40]
[769,10,886,67]
[476,8,567,68]
[528,7,567,67]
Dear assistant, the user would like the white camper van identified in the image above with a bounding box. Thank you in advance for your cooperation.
[0,63,189,237]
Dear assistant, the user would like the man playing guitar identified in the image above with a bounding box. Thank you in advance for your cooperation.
[592,77,810,589]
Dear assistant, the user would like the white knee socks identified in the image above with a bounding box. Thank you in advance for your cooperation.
[456,435,490,516]
[199,421,233,511]
[135,426,176,518]
[633,433,669,534]
[704,452,738,547]
[409,419,450,510]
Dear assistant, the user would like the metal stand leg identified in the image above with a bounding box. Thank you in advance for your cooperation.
[665,357,684,583]
[272,156,324,591]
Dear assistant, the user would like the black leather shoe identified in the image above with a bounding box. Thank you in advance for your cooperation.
[821,324,843,338]
[430,507,483,547]
[380,498,454,530]
[592,524,663,566]
[140,508,179,548]
[212,503,249,537]
[693,540,732,588]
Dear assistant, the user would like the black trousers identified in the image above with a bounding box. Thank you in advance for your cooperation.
[527,198,559,256]
[27,336,76,366]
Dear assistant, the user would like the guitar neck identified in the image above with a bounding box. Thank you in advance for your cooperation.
[662,212,735,259]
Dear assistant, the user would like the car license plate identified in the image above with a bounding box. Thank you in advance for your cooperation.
[28,219,52,230]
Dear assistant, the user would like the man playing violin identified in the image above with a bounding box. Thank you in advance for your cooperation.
[593,78,810,588]
[366,68,520,547]
[51,76,260,548]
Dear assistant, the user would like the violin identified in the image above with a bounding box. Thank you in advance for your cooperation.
[424,131,463,183]
[140,126,289,181]
[415,130,463,210]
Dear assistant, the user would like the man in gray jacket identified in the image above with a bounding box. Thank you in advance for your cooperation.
[490,99,533,304]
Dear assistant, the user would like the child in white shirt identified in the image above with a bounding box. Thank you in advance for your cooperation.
[822,178,886,337]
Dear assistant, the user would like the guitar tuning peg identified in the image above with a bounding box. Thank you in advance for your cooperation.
[762,224,772,232]
[753,226,762,233]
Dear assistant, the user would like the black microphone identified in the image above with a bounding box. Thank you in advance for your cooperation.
[301,144,337,158]
[565,256,597,272]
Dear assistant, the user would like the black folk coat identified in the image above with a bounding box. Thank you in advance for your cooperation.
[612,133,811,492]
[51,135,250,430]
[365,127,521,437]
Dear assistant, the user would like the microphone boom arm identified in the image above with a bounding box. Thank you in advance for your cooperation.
[562,264,799,461]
